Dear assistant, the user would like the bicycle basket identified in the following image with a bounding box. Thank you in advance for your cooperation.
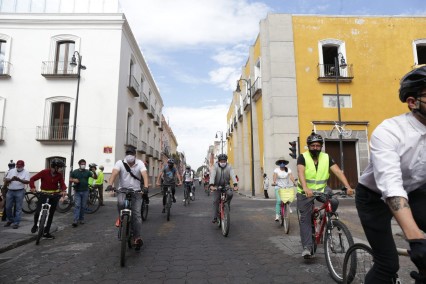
[278,187,295,203]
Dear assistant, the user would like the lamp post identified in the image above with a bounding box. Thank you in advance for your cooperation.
[215,131,224,154]
[236,78,255,197]
[68,51,86,194]
[334,53,347,172]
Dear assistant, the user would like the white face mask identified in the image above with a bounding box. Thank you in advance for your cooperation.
[219,162,227,168]
[126,155,136,163]
[17,167,23,172]
[80,165,86,170]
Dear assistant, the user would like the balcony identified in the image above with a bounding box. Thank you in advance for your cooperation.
[252,77,262,102]
[154,150,159,160]
[162,146,170,158]
[317,64,354,82]
[159,121,163,131]
[36,125,73,143]
[0,126,4,141]
[147,146,154,157]
[139,92,149,109]
[137,140,147,154]
[237,107,242,121]
[127,75,140,97]
[41,61,78,78]
[233,116,237,128]
[124,132,137,148]
[147,106,155,119]
[0,61,12,78]
[154,115,160,126]
[243,95,251,111]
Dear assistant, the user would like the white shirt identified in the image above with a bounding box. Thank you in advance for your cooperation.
[113,159,147,190]
[5,168,30,190]
[359,112,426,200]
[183,170,193,182]
[274,167,293,188]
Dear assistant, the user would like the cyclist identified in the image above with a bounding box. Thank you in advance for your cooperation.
[156,159,182,213]
[272,158,297,221]
[29,159,67,239]
[209,154,238,223]
[355,66,426,283]
[297,132,354,258]
[182,165,194,202]
[203,172,210,188]
[108,147,148,251]
[198,176,202,186]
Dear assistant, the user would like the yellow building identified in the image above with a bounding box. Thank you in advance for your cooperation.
[228,14,426,195]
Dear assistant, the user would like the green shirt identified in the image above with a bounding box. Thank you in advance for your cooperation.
[71,169,94,192]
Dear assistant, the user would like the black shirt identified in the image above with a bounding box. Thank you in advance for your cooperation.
[296,153,335,169]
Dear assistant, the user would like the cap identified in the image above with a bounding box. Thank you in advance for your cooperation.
[125,147,136,155]
[16,160,25,167]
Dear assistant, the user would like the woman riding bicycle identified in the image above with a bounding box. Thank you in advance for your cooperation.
[29,159,67,239]
[272,158,297,222]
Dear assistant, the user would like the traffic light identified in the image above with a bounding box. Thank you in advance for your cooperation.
[289,141,297,159]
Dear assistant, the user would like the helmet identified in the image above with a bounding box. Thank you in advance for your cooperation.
[89,163,97,168]
[51,158,65,168]
[399,66,426,102]
[307,132,324,145]
[8,160,15,169]
[217,154,228,161]
[167,158,175,164]
[185,165,191,169]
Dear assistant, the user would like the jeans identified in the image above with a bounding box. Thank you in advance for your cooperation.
[213,188,233,219]
[6,189,25,224]
[117,191,142,239]
[356,183,426,284]
[34,194,60,233]
[74,190,89,222]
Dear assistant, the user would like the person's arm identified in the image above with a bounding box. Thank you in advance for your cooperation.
[29,170,44,191]
[229,167,238,190]
[209,165,216,187]
[108,168,120,188]
[272,172,277,185]
[156,171,163,186]
[176,169,182,185]
[329,164,354,195]
[297,164,312,197]
[289,172,296,186]
[141,170,149,188]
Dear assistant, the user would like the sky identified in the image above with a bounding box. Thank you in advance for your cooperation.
[118,0,426,169]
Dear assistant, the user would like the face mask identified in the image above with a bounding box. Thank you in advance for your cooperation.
[279,163,285,168]
[17,167,23,172]
[126,155,136,163]
[168,163,173,168]
[219,162,227,168]
[80,165,86,170]
[309,150,321,158]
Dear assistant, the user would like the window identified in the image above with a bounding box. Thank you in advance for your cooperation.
[0,34,12,76]
[413,39,426,65]
[323,94,352,108]
[50,102,70,139]
[0,40,5,74]
[318,39,346,77]
[55,41,75,74]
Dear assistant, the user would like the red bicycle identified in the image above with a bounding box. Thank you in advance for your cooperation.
[211,185,231,237]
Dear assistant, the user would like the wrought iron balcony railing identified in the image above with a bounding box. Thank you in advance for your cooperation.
[41,61,78,78]
[154,150,159,160]
[137,140,147,153]
[36,125,73,141]
[154,115,160,126]
[125,132,137,148]
[139,92,149,109]
[128,75,140,97]
[147,146,154,157]
[0,61,12,77]
[251,77,262,101]
[243,95,251,110]
[147,106,155,119]
[317,64,354,82]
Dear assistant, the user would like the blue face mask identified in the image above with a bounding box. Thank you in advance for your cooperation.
[279,163,286,168]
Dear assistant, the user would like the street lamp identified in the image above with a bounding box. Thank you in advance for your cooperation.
[215,131,224,154]
[333,52,347,172]
[68,51,86,194]
[236,78,255,197]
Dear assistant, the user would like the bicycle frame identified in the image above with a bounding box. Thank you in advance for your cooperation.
[312,197,335,244]
[37,197,51,228]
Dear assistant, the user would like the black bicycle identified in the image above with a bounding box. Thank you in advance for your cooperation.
[22,191,38,214]
[57,186,100,214]
[164,185,173,221]
[141,190,149,221]
[183,182,192,206]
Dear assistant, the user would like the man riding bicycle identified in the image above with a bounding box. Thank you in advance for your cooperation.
[29,159,67,239]
[182,165,194,202]
[209,154,238,223]
[156,159,182,213]
[108,147,148,251]
[297,132,354,258]
[355,66,426,283]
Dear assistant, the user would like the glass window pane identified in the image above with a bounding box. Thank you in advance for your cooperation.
[45,0,60,13]
[31,0,45,12]
[1,0,16,12]
[16,0,31,12]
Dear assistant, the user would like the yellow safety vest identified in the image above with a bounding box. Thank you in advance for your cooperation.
[297,151,330,194]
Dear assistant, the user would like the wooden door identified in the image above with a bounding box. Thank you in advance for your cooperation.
[325,140,358,189]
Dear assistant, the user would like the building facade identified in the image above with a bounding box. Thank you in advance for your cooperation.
[227,14,426,196]
[0,3,169,187]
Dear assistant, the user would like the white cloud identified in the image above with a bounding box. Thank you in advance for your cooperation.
[208,66,241,91]
[163,104,229,168]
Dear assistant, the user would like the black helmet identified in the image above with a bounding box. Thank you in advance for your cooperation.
[167,158,175,164]
[51,158,65,168]
[185,165,191,169]
[8,160,15,169]
[399,66,426,102]
[89,163,97,168]
[217,154,228,161]
[307,132,324,145]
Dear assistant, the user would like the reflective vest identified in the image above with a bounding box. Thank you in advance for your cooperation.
[297,151,330,193]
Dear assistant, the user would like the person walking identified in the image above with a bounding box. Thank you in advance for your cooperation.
[70,159,97,227]
[3,160,30,229]
[1,160,15,221]
[263,173,270,199]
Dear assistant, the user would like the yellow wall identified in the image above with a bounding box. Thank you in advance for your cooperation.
[292,16,424,146]
[227,94,236,165]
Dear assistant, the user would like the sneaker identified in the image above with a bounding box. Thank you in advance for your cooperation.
[12,224,19,229]
[115,217,120,227]
[43,233,55,240]
[172,196,176,203]
[190,192,193,197]
[183,199,186,202]
[162,208,165,213]
[289,207,293,214]
[79,220,85,225]
[212,217,217,224]
[31,225,38,233]
[134,238,143,251]
[275,214,280,222]
[72,221,78,228]
[302,247,311,259]
[4,221,12,227]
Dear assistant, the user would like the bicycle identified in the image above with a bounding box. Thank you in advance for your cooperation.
[204,182,210,196]
[141,190,149,221]
[277,186,296,234]
[22,191,38,214]
[330,122,352,138]
[183,182,192,206]
[212,185,231,237]
[35,192,60,245]
[308,191,354,283]
[342,242,413,284]
[56,185,100,214]
[163,185,173,221]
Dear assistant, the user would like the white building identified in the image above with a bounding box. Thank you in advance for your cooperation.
[0,0,165,186]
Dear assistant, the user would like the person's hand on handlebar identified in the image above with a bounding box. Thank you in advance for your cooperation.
[408,239,426,282]
[304,188,314,198]
[105,185,115,192]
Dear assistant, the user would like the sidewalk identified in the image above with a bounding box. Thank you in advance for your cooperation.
[0,186,162,254]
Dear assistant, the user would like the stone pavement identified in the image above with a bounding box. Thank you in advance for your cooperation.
[0,186,163,254]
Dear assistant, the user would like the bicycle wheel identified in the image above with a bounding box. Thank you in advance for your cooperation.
[324,219,355,283]
[36,210,47,245]
[342,243,373,284]
[221,203,230,237]
[190,187,195,201]
[120,215,129,267]
[283,203,290,234]
[85,190,100,214]
[166,193,171,221]
[57,193,73,213]
[22,192,38,214]
[141,200,149,221]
